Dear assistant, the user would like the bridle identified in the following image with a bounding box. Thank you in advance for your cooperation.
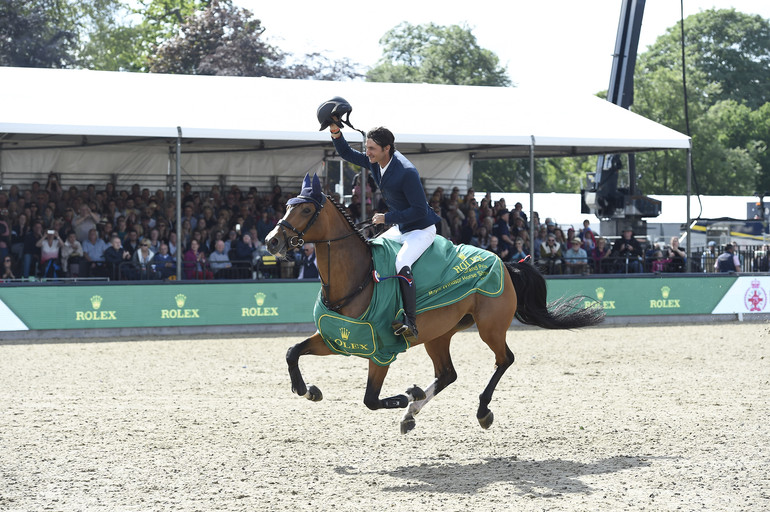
[275,194,372,312]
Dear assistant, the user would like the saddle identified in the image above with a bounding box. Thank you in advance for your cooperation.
[313,236,505,366]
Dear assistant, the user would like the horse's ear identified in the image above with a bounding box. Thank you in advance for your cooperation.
[311,174,323,201]
[301,173,312,191]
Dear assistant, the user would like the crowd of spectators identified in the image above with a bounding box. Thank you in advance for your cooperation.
[0,173,765,282]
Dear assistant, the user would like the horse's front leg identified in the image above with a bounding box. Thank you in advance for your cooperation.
[286,332,333,402]
[363,361,426,411]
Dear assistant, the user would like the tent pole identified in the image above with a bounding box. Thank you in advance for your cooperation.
[529,136,535,263]
[176,127,183,281]
[686,144,692,272]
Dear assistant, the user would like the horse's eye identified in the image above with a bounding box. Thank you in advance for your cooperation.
[302,206,313,215]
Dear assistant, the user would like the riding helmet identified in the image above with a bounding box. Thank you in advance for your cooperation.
[317,96,353,131]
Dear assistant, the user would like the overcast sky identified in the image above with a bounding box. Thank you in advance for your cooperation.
[236,0,770,96]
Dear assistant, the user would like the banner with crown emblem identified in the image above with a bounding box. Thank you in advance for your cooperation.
[711,277,769,314]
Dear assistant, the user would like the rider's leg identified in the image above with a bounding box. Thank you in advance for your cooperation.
[392,225,436,340]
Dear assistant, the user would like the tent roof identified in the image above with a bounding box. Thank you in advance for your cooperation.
[0,67,690,158]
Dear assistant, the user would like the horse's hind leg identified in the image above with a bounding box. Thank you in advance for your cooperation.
[475,294,516,429]
[286,332,334,402]
[400,333,457,434]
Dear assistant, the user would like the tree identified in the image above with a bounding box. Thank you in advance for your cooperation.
[0,0,78,68]
[633,9,770,195]
[367,22,511,87]
[641,8,770,110]
[149,0,360,79]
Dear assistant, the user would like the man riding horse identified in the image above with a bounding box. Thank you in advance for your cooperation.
[319,97,439,342]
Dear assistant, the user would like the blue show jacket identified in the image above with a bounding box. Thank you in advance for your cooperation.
[333,134,440,233]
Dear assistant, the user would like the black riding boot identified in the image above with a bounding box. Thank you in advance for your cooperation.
[393,266,418,343]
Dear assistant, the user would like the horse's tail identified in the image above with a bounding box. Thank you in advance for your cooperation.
[506,260,605,329]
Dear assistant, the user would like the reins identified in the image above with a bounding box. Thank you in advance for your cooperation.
[277,194,373,312]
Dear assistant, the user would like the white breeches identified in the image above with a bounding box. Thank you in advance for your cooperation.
[379,224,437,273]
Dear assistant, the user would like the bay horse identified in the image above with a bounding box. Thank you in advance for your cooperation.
[266,174,604,434]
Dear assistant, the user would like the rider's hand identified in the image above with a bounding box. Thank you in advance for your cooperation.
[372,213,385,225]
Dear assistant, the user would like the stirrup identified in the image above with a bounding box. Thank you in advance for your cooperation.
[392,321,418,343]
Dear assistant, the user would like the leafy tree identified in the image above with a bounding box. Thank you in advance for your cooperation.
[367,22,511,87]
[633,9,770,195]
[149,0,360,79]
[0,0,78,68]
[641,8,770,110]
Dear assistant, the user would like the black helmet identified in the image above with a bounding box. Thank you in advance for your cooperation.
[317,96,353,131]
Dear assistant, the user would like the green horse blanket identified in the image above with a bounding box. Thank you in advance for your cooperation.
[314,236,505,366]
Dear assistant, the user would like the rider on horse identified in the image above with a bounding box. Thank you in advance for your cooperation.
[323,107,439,342]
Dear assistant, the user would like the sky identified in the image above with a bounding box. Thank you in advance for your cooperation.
[235,0,770,96]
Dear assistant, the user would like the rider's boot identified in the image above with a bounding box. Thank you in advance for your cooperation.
[392,266,418,343]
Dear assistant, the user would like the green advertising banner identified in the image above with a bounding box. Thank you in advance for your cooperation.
[546,276,737,316]
[0,282,321,330]
[0,275,744,332]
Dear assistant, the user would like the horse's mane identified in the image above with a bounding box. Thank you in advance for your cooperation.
[326,194,368,243]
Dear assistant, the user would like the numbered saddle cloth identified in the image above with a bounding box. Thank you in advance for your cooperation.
[314,236,505,366]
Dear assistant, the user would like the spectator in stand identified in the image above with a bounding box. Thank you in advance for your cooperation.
[0,209,10,262]
[255,210,275,243]
[459,209,479,245]
[2,254,15,280]
[488,235,510,262]
[183,239,213,280]
[22,221,43,278]
[82,228,108,277]
[564,237,589,274]
[715,243,741,273]
[297,243,319,280]
[538,232,563,274]
[132,239,157,280]
[152,243,176,280]
[73,204,100,243]
[611,226,644,273]
[701,241,718,273]
[592,236,613,274]
[61,231,83,277]
[209,239,232,278]
[509,237,528,262]
[533,225,547,260]
[493,209,515,255]
[235,233,257,265]
[122,229,140,258]
[104,235,133,280]
[753,245,769,272]
[11,212,30,263]
[511,202,527,224]
[579,219,596,252]
[651,249,671,273]
[666,236,687,272]
[475,225,491,251]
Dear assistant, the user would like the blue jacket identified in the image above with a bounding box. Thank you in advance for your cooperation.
[333,135,440,233]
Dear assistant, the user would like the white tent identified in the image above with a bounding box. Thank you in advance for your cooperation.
[0,67,691,193]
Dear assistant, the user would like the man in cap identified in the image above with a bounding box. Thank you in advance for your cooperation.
[611,226,643,273]
[564,237,589,274]
[715,243,741,273]
[700,240,718,272]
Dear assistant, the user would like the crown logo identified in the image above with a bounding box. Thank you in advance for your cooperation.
[90,295,103,309]
[751,279,761,289]
[595,287,605,301]
[340,327,350,341]
[661,286,671,299]
[254,292,266,306]
[175,294,187,308]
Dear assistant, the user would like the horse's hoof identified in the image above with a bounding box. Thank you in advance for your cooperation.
[406,385,426,402]
[478,410,494,429]
[306,385,323,402]
[400,417,416,434]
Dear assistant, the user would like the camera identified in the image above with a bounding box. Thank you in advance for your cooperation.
[235,224,241,232]
[47,230,55,235]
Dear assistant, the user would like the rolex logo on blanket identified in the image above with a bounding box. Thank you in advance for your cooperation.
[314,236,505,366]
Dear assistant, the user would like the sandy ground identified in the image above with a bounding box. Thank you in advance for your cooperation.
[1,322,769,512]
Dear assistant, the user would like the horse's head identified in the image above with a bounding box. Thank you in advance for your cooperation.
[265,173,328,258]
